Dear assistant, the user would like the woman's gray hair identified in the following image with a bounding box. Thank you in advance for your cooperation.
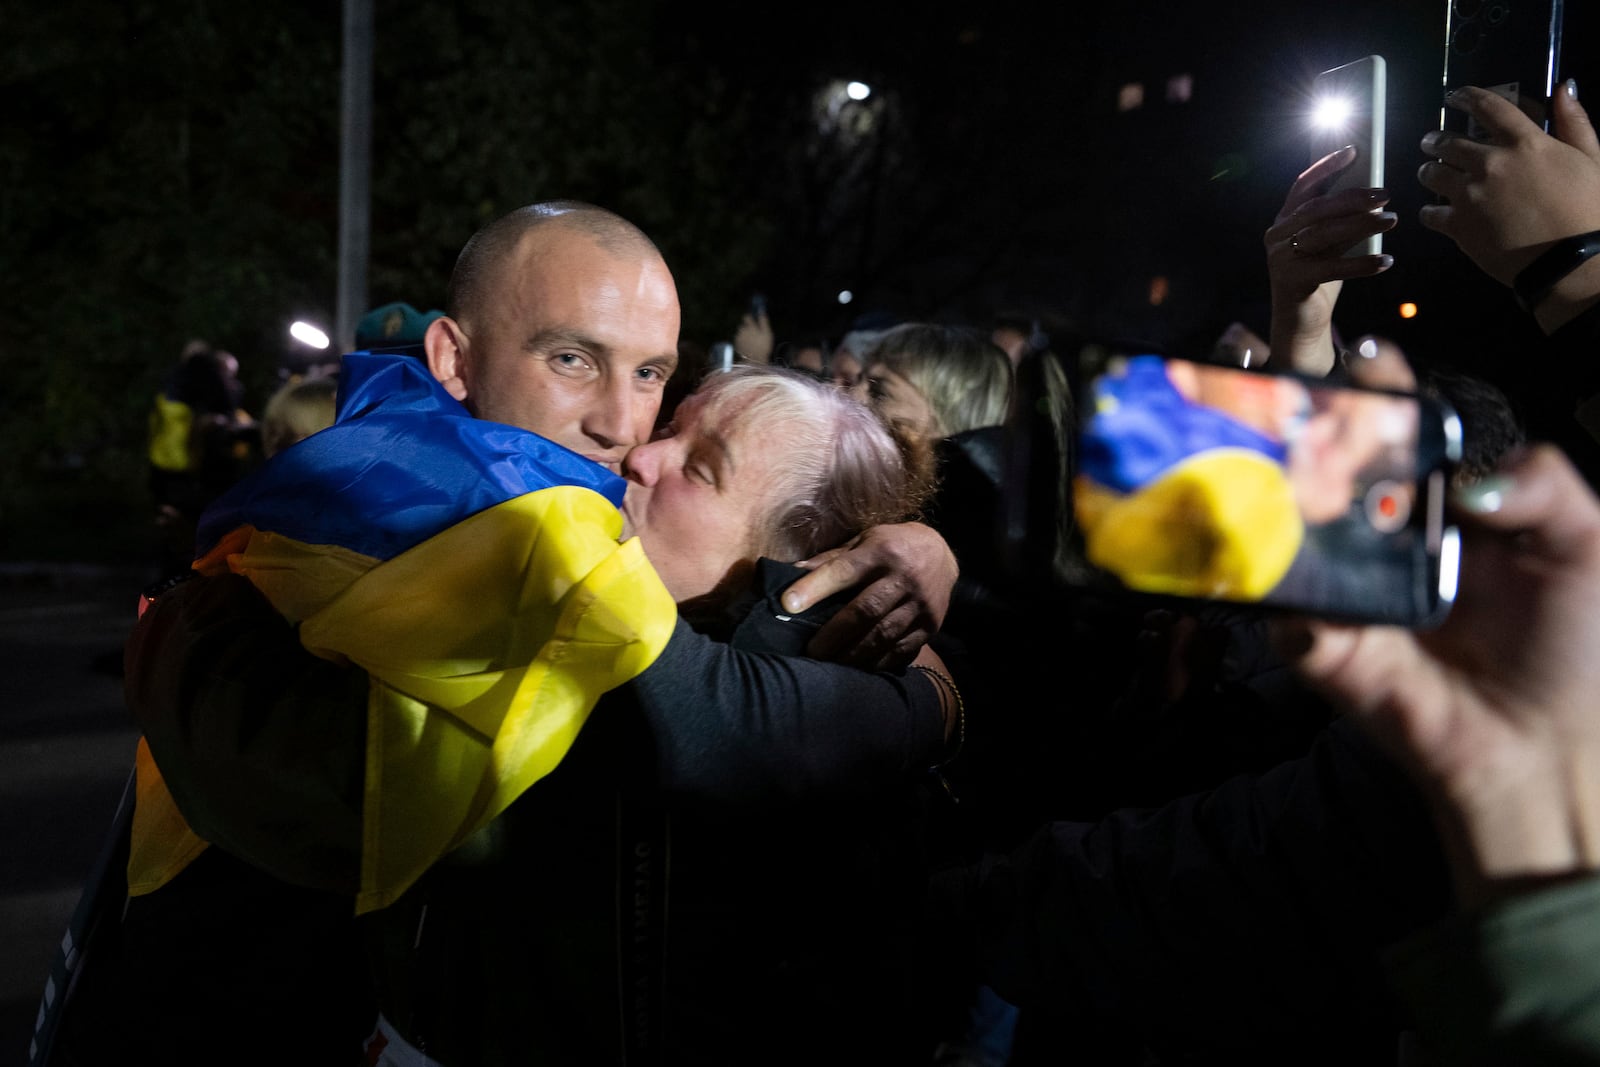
[689,365,932,561]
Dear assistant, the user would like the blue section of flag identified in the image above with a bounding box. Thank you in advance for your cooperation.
[1080,354,1289,494]
[195,351,625,562]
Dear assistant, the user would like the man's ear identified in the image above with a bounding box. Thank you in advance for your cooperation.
[424,317,471,403]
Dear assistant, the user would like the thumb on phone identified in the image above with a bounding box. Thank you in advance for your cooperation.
[1553,80,1600,164]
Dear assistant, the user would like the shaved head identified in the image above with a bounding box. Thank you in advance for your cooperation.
[448,201,663,330]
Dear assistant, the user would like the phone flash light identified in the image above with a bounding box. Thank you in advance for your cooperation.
[1312,96,1355,130]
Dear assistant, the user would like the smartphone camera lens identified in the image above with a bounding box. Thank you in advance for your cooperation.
[1451,22,1482,56]
[1364,480,1412,534]
[1484,3,1509,25]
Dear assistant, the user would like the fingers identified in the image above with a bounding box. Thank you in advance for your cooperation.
[781,542,863,614]
[1280,145,1359,218]
[1342,335,1418,392]
[1454,445,1600,567]
[1287,213,1398,260]
[1445,84,1540,144]
[806,598,929,672]
[1416,158,1466,209]
[1552,80,1600,162]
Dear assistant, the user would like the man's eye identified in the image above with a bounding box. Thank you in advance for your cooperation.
[636,366,667,384]
[553,352,590,370]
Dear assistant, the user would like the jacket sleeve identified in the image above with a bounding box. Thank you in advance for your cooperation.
[943,716,1455,1058]
[630,619,947,803]
[1383,874,1600,1067]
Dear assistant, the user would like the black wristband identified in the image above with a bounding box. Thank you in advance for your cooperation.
[1512,230,1600,314]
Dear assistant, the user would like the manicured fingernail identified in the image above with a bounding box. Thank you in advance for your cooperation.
[782,592,807,613]
[1454,475,1514,514]
[1567,79,1579,100]
[1367,188,1391,201]
[1376,254,1394,269]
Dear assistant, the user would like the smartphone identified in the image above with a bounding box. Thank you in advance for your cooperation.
[709,341,736,373]
[1442,0,1564,139]
[1310,55,1387,257]
[749,292,768,321]
[1056,349,1462,628]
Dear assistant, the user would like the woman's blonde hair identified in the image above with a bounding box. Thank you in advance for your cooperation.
[865,323,1013,438]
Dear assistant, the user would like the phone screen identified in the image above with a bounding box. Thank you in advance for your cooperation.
[1059,351,1461,627]
[1443,0,1564,138]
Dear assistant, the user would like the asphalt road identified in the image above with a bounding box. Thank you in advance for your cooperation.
[0,564,146,1067]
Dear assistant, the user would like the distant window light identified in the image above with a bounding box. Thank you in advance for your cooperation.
[1166,74,1193,103]
[837,289,854,305]
[1118,83,1145,112]
[1399,301,1419,319]
[1148,276,1169,306]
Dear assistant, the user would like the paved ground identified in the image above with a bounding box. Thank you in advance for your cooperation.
[0,563,147,1067]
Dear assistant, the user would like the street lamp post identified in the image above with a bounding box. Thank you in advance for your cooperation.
[335,0,373,354]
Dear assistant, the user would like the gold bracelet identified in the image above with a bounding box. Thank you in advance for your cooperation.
[912,665,965,765]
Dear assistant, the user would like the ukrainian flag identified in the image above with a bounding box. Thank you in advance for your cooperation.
[129,352,677,913]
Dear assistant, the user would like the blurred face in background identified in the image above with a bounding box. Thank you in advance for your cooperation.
[863,361,938,444]
[830,348,865,399]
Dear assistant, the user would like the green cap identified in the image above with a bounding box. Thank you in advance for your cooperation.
[355,302,445,349]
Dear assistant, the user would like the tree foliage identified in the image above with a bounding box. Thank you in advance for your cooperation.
[2,0,778,561]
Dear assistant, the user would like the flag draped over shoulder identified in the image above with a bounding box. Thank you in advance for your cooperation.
[129,352,677,914]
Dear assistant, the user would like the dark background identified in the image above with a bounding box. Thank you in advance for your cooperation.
[3,0,1595,565]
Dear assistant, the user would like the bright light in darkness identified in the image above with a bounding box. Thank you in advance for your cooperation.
[1312,95,1353,129]
[837,290,854,304]
[846,81,871,101]
[290,321,331,349]
[1399,302,1419,319]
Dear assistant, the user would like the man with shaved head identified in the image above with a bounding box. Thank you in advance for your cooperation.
[85,200,961,1065]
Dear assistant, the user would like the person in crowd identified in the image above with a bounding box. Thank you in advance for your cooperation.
[853,322,1022,1063]
[259,374,338,458]
[145,340,261,581]
[860,322,1014,597]
[1292,435,1600,1066]
[71,200,959,1066]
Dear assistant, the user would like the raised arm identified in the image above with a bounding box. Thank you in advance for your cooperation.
[1418,83,1600,335]
[1265,145,1397,376]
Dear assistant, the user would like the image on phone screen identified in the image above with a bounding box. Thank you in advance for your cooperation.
[1063,352,1461,627]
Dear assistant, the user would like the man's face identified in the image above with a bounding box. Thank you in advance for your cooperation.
[617,389,781,605]
[435,225,681,471]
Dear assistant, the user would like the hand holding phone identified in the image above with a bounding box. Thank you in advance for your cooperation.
[1310,55,1387,257]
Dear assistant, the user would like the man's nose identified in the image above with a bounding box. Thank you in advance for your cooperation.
[584,377,642,450]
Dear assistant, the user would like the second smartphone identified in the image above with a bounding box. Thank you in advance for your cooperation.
[1056,348,1462,628]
